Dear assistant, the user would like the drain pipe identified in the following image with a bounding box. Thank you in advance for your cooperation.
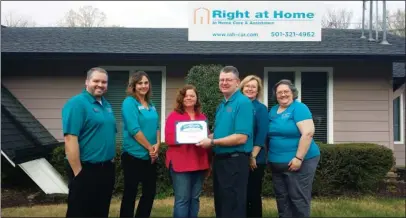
[375,0,379,41]
[368,0,375,41]
[380,0,390,44]
[361,0,366,38]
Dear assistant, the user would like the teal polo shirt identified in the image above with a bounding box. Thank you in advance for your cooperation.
[62,89,117,163]
[121,96,160,160]
[268,100,320,163]
[213,90,254,154]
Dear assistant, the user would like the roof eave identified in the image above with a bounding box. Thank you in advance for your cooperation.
[2,52,405,62]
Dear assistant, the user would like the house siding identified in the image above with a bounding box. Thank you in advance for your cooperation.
[2,76,84,141]
[332,64,393,149]
[165,75,186,116]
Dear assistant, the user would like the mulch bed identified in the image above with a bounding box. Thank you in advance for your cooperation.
[1,188,67,208]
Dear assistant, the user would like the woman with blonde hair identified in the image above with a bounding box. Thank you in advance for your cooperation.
[239,75,269,218]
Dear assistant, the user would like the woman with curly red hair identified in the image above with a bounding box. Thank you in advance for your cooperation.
[164,84,211,218]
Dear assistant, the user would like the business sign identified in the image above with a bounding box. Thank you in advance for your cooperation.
[188,1,322,41]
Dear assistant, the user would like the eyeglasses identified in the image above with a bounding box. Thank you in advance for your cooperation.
[219,78,235,83]
[276,90,291,95]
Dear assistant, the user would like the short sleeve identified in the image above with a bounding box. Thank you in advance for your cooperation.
[234,100,254,137]
[293,102,312,123]
[62,98,85,136]
[122,97,141,136]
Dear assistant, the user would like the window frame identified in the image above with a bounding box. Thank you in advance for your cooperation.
[394,92,405,144]
[263,67,334,144]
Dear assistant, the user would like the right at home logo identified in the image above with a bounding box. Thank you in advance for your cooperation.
[193,7,210,24]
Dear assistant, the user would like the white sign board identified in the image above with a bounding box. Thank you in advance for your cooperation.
[188,1,322,41]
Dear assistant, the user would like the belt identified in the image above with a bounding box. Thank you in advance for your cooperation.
[214,152,250,159]
[81,159,114,167]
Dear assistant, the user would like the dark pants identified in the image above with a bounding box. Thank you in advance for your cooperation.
[271,156,320,218]
[170,165,205,218]
[120,152,157,218]
[213,152,250,218]
[65,160,115,217]
[246,164,266,218]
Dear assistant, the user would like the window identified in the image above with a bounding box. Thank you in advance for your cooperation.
[265,68,332,144]
[393,94,404,143]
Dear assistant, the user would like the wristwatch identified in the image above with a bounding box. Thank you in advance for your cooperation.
[250,153,256,159]
[210,138,214,146]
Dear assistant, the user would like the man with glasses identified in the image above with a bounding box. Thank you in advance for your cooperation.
[197,66,254,217]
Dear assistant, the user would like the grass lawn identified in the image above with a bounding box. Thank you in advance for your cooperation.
[2,196,404,217]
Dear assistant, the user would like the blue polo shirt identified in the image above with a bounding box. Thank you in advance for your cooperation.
[62,89,117,163]
[213,90,254,154]
[268,100,320,163]
[121,96,159,160]
[252,99,269,164]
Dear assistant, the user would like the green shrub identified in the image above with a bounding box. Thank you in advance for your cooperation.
[185,64,224,131]
[50,142,394,197]
[311,143,395,196]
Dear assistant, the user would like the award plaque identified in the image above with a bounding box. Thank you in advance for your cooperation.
[175,120,208,144]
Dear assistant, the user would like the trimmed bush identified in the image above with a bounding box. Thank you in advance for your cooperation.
[50,142,394,197]
[185,64,224,131]
[311,143,395,196]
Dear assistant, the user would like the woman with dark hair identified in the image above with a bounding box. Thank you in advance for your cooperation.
[165,84,211,218]
[268,79,320,218]
[120,71,160,218]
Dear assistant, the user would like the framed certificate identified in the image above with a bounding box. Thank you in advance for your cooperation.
[175,120,208,144]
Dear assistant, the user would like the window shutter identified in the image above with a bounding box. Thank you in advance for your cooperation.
[104,71,129,145]
[301,72,328,143]
[267,71,295,109]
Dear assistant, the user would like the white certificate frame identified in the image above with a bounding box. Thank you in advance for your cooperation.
[175,120,208,144]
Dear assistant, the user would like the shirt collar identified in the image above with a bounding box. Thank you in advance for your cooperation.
[222,89,241,103]
[82,88,106,105]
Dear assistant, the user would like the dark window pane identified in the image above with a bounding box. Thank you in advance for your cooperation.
[393,97,400,141]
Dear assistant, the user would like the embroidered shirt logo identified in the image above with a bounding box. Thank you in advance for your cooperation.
[281,113,291,119]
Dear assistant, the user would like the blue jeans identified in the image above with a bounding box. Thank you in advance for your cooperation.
[170,166,205,218]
